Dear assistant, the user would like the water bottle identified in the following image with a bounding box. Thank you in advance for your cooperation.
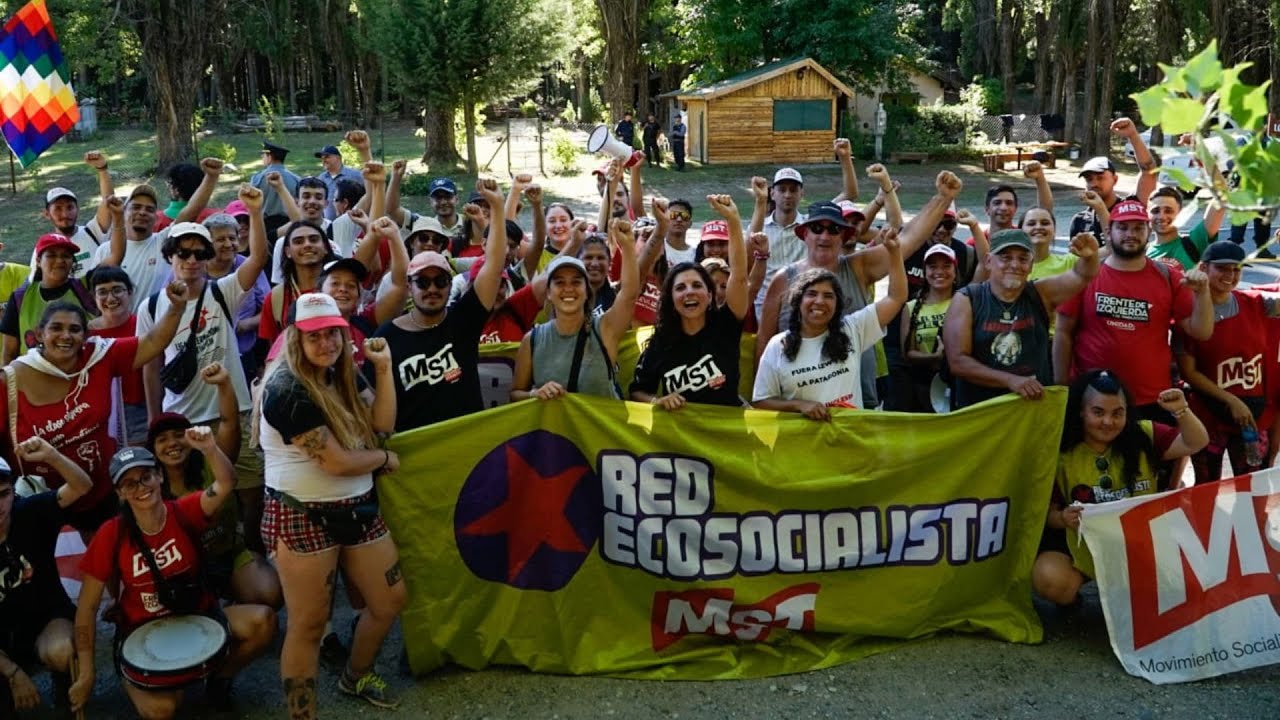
[1242,426,1263,468]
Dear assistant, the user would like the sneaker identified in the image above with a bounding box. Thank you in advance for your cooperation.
[339,669,399,709]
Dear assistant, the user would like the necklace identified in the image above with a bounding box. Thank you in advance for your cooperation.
[409,309,444,330]
[995,295,1018,324]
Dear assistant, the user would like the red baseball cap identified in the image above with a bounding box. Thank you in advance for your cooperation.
[700,220,729,242]
[293,293,349,333]
[35,233,78,258]
[1109,199,1149,223]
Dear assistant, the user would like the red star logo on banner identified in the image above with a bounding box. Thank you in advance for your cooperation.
[459,444,589,583]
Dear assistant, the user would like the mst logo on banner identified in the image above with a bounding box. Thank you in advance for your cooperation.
[383,393,1065,679]
[1082,470,1280,684]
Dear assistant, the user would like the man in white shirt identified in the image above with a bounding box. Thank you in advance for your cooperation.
[31,151,115,279]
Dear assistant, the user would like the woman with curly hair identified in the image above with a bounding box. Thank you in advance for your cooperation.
[1032,370,1207,606]
[629,196,748,409]
[752,232,906,420]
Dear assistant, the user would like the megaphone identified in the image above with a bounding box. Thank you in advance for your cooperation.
[587,125,645,168]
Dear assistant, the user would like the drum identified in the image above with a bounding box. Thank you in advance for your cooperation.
[119,615,229,689]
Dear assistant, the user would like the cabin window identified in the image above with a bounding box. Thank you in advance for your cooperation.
[772,99,832,131]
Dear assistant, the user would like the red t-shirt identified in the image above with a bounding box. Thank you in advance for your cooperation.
[1179,291,1277,433]
[91,316,145,405]
[0,337,139,512]
[80,492,216,631]
[480,285,542,344]
[456,244,485,259]
[1058,261,1194,406]
[608,239,661,326]
[258,283,300,344]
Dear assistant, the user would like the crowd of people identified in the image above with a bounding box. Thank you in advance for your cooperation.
[0,119,1273,717]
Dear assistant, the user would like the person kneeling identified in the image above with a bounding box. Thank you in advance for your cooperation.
[1032,371,1207,607]
[70,439,277,718]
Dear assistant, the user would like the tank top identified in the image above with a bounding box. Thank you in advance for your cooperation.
[530,316,620,399]
[778,257,878,406]
[953,282,1051,408]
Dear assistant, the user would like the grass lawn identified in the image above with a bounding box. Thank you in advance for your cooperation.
[0,122,1117,264]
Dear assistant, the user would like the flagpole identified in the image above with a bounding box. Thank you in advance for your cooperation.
[7,149,14,194]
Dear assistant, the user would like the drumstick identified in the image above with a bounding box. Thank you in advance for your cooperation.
[70,654,87,720]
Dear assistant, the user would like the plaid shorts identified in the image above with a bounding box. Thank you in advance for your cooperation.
[261,490,388,555]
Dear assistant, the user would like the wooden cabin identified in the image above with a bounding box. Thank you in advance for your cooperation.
[660,57,853,165]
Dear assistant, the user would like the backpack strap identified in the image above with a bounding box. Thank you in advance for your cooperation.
[1179,235,1201,265]
[70,278,96,313]
[207,280,233,322]
[147,291,160,323]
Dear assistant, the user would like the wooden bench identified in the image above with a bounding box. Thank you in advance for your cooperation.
[890,151,929,164]
[983,148,1058,172]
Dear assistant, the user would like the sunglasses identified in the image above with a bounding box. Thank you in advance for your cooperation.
[1095,456,1113,490]
[806,221,845,236]
[173,248,214,261]
[413,274,452,290]
[668,210,691,221]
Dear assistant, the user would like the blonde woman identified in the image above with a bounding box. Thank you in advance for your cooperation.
[256,293,402,717]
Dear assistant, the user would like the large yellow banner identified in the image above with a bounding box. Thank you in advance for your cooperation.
[381,389,1067,679]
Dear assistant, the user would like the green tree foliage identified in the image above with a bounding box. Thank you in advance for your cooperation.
[1133,41,1279,225]
[361,0,563,168]
[681,0,924,89]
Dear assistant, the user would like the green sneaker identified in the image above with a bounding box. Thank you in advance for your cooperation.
[338,669,399,709]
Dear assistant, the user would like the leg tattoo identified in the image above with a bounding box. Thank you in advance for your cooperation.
[282,677,316,720]
[384,561,402,587]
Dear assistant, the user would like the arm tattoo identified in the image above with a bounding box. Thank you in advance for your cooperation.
[205,485,218,498]
[385,561,403,587]
[282,676,317,720]
[295,427,330,461]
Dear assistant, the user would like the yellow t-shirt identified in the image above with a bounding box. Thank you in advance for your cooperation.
[1055,420,1161,578]
[902,298,951,354]
[0,262,31,318]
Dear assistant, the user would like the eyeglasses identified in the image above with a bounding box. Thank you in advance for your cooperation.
[413,274,452,290]
[173,248,214,261]
[668,210,691,221]
[806,222,845,236]
[118,469,158,494]
[94,287,130,298]
[1095,455,1113,490]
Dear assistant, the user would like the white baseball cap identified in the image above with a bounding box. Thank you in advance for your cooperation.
[45,187,77,205]
[772,168,803,186]
[294,292,349,333]
[924,244,957,263]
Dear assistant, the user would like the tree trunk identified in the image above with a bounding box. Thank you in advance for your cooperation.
[423,102,461,167]
[974,0,998,76]
[127,0,226,172]
[1063,50,1080,144]
[997,0,1020,113]
[1033,8,1053,114]
[1080,0,1101,155]
[595,0,646,122]
[575,50,590,122]
[463,97,478,176]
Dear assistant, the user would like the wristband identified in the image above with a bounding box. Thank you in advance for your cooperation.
[753,252,771,261]
[378,449,390,471]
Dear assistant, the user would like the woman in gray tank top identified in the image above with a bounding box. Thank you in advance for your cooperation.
[510,219,640,401]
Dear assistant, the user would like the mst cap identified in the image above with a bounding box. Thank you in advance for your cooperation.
[700,220,729,241]
[1079,156,1116,175]
[407,251,454,277]
[988,229,1035,254]
[1109,199,1150,224]
[772,168,804,186]
[293,292,349,333]
[109,447,157,486]
[45,187,76,206]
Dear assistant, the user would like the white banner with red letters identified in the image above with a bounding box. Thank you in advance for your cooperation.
[1080,469,1280,683]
